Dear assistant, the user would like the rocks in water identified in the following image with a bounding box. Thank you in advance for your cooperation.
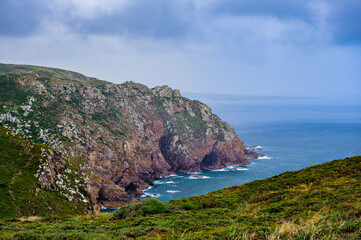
[245,145,264,150]
[189,174,209,179]
[245,149,265,159]
[190,174,201,178]
[98,184,128,208]
[125,182,145,196]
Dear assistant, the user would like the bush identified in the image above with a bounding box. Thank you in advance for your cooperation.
[113,205,128,219]
[113,199,181,219]
[181,202,198,210]
[164,203,182,214]
[261,205,284,213]
[140,198,165,215]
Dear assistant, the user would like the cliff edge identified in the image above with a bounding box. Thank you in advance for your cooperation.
[0,63,261,210]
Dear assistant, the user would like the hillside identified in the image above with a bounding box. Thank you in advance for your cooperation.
[0,125,93,219]
[0,63,261,211]
[0,156,360,239]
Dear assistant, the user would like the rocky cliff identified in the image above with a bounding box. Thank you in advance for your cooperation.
[0,125,93,218]
[0,63,261,210]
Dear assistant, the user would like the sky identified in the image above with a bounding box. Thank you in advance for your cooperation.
[0,0,360,98]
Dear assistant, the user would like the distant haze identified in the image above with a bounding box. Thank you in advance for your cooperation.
[0,0,360,99]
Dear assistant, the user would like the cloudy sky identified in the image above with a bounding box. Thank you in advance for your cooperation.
[0,0,360,97]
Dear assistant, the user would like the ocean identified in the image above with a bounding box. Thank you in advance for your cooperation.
[142,95,361,202]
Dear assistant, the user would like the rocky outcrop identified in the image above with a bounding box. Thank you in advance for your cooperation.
[0,125,93,217]
[0,63,262,210]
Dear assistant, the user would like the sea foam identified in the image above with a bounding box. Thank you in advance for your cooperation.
[210,166,248,171]
[166,190,181,193]
[145,185,153,190]
[189,175,210,179]
[154,180,175,184]
[159,174,178,179]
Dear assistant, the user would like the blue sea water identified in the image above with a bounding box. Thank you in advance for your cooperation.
[142,96,361,202]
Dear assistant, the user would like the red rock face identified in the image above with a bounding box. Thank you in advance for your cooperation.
[0,68,262,210]
[84,84,262,208]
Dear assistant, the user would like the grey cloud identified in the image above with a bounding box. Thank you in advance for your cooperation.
[210,0,313,21]
[0,0,47,36]
[0,0,361,46]
[63,0,195,39]
[210,0,361,45]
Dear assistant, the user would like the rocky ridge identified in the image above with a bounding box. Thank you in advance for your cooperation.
[0,63,262,210]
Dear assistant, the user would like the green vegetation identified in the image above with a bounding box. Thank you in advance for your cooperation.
[0,125,91,220]
[0,63,359,238]
[152,99,168,116]
[113,199,181,219]
[181,110,207,137]
[90,112,108,122]
[113,129,127,138]
[0,156,360,239]
[0,63,90,84]
[181,201,198,211]
[0,74,31,106]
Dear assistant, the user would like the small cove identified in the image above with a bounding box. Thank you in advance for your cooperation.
[103,97,361,210]
[141,98,361,202]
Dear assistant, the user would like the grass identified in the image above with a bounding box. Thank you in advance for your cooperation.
[0,125,92,220]
[0,156,360,239]
[0,74,31,106]
[113,198,182,219]
[0,63,91,84]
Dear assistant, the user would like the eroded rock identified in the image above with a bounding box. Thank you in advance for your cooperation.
[0,65,263,211]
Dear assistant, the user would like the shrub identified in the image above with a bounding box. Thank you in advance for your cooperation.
[113,205,128,219]
[181,202,198,210]
[113,199,181,219]
[261,205,284,213]
[140,199,165,215]
[164,203,182,214]
[0,180,6,187]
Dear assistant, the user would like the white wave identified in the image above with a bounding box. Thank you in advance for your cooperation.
[142,193,161,198]
[169,175,184,180]
[189,175,210,179]
[234,167,248,171]
[210,168,227,172]
[223,167,249,171]
[258,155,272,160]
[246,145,266,151]
[164,181,175,184]
[159,173,177,179]
[166,190,181,193]
[209,165,248,172]
[144,185,153,191]
[154,180,175,184]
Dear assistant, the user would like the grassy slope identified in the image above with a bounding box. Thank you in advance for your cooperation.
[0,125,91,219]
[0,156,360,239]
[0,63,92,83]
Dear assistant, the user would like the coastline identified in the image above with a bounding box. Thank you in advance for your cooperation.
[101,151,271,211]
